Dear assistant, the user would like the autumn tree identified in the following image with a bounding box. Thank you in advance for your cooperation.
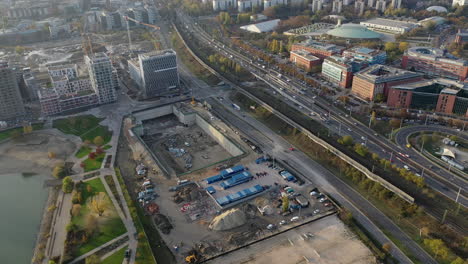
[89,192,109,217]
[423,239,449,260]
[389,118,401,129]
[282,196,289,212]
[48,151,56,159]
[52,163,66,179]
[71,204,81,217]
[93,136,104,146]
[85,254,100,264]
[354,144,369,157]
[338,135,354,146]
[88,152,97,160]
[62,176,74,193]
[450,257,465,264]
[85,215,98,236]
[382,243,392,253]
[398,42,409,52]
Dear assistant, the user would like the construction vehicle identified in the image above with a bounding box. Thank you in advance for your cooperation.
[185,249,200,263]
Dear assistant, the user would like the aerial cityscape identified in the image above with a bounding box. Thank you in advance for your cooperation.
[0,0,467,263]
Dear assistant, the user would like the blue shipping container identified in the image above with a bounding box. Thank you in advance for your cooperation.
[205,186,216,194]
[206,174,223,184]
[220,165,245,179]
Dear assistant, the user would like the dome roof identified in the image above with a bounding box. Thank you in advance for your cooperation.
[326,24,382,39]
[426,6,448,12]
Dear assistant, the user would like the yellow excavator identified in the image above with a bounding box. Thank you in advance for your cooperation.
[185,249,199,263]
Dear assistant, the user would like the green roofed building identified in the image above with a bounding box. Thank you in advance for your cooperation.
[326,24,382,40]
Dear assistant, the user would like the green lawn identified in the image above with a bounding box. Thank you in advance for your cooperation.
[0,123,44,141]
[101,246,127,264]
[71,178,126,257]
[75,146,92,158]
[53,115,112,144]
[103,145,112,150]
[83,153,106,172]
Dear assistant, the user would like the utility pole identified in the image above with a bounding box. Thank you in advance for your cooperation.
[368,116,372,128]
[390,152,393,162]
[456,187,461,203]
[441,209,448,224]
[338,123,342,136]
[424,115,429,126]
[420,138,425,152]
[399,118,403,129]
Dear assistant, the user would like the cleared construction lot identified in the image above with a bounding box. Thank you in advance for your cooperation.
[207,215,376,264]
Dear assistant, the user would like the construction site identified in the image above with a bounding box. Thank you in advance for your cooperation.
[114,102,379,264]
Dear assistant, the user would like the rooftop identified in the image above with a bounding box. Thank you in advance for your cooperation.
[426,6,448,12]
[356,65,421,84]
[327,24,382,39]
[325,55,368,71]
[290,50,320,61]
[406,47,468,66]
[139,49,176,60]
[392,78,465,91]
[296,39,344,52]
[344,47,385,57]
[361,18,419,29]
[240,19,280,33]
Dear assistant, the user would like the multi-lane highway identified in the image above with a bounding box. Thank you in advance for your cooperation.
[175,11,468,207]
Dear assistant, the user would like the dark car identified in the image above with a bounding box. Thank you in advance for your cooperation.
[125,249,131,259]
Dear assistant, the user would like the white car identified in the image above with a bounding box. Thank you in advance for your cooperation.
[279,220,287,225]
[267,224,275,230]
[313,209,320,214]
[290,216,300,222]
[319,198,327,203]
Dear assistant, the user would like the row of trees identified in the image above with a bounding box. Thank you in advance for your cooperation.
[207,53,244,74]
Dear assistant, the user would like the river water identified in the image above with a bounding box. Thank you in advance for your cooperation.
[0,173,48,264]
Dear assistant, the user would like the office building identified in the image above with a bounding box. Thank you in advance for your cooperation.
[290,50,321,71]
[311,0,323,12]
[85,53,117,104]
[213,0,236,11]
[237,0,261,12]
[402,47,468,81]
[367,0,375,7]
[453,0,468,7]
[360,18,419,34]
[332,0,343,13]
[351,65,422,101]
[391,0,402,9]
[322,56,368,88]
[264,0,286,8]
[291,39,344,60]
[128,50,180,98]
[0,61,26,120]
[343,47,387,65]
[375,0,386,12]
[355,0,365,15]
[387,78,468,117]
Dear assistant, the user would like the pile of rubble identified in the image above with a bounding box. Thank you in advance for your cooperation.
[172,186,200,204]
[154,214,173,234]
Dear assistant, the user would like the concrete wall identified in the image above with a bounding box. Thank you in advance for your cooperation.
[172,106,196,125]
[133,104,173,124]
[195,114,244,156]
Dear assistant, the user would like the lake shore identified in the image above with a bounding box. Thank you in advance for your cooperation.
[0,130,79,263]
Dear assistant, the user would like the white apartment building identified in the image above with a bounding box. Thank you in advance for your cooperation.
[453,0,468,6]
[85,53,117,104]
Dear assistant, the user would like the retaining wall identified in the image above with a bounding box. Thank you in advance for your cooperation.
[195,114,243,156]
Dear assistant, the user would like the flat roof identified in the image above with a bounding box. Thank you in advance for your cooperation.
[361,18,418,29]
[406,47,468,66]
[356,65,421,84]
[139,49,176,60]
[291,50,320,61]
[296,39,344,52]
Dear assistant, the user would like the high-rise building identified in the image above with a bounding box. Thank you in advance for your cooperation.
[453,0,468,7]
[375,0,386,12]
[85,53,116,104]
[0,61,26,120]
[332,0,343,13]
[311,0,323,12]
[391,0,402,9]
[128,50,180,98]
[401,47,468,81]
[355,0,365,15]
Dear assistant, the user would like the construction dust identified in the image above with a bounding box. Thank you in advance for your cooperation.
[209,209,247,231]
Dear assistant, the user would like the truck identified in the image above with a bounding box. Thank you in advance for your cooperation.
[231,104,241,111]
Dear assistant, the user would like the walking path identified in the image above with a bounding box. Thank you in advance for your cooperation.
[68,233,129,264]
[99,241,129,261]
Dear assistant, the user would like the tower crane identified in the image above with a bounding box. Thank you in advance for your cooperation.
[123,16,160,51]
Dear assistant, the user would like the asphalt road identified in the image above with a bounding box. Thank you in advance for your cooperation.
[175,13,467,207]
[207,97,435,264]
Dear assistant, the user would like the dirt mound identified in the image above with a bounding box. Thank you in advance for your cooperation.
[154,214,173,234]
[209,209,246,231]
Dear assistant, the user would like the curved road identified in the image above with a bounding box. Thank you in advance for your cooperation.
[395,125,468,207]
